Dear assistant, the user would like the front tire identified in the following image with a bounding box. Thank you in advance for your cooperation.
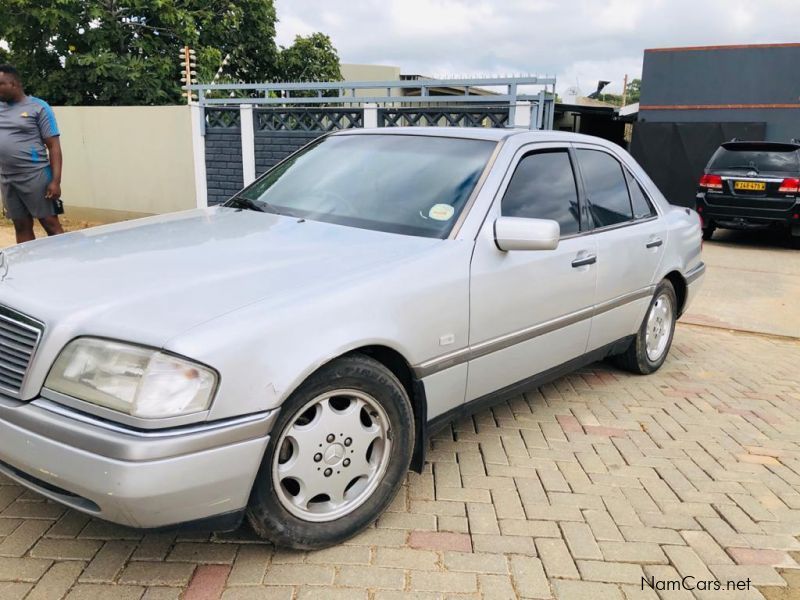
[247,354,414,549]
[613,280,678,375]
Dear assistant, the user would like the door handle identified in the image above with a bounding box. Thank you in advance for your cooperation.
[646,238,663,248]
[571,254,597,268]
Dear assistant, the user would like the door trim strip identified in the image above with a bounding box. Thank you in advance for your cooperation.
[412,285,655,378]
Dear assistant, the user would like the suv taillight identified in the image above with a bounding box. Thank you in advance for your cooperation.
[778,178,800,193]
[699,174,723,189]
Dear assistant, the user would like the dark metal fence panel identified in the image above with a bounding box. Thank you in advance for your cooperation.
[204,108,243,205]
[378,106,509,128]
[630,121,766,207]
[255,108,363,132]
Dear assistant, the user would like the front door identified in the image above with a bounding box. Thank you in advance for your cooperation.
[466,145,598,402]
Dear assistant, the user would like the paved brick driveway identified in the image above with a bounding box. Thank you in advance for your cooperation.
[1,322,799,599]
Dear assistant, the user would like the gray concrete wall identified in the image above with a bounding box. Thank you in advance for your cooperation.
[639,44,800,142]
[254,131,321,177]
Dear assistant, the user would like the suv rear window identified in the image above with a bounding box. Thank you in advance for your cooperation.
[709,145,800,173]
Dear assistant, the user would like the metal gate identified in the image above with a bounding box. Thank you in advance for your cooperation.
[189,77,557,205]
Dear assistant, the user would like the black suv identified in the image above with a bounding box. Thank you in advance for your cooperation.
[696,141,800,242]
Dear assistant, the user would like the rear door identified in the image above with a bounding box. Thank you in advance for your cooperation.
[573,145,667,352]
[466,144,597,401]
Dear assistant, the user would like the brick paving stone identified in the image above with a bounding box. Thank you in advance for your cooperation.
[680,530,734,565]
[600,541,668,564]
[535,538,579,579]
[183,564,231,600]
[335,565,406,590]
[297,587,369,600]
[65,584,145,600]
[443,551,508,574]
[46,512,91,539]
[410,571,478,593]
[710,564,787,587]
[584,510,624,541]
[0,556,53,582]
[166,542,238,564]
[141,589,182,600]
[509,556,551,599]
[119,562,196,587]
[306,544,371,565]
[439,515,470,533]
[26,560,85,600]
[375,547,439,570]
[561,522,603,560]
[642,565,695,600]
[0,582,33,600]
[80,540,137,583]
[552,579,623,600]
[131,534,176,562]
[262,564,334,586]
[409,531,472,552]
[221,588,293,600]
[29,538,102,561]
[577,560,646,584]
[377,511,437,530]
[0,520,51,557]
[471,534,537,555]
[498,520,560,538]
[226,545,272,586]
[479,573,517,600]
[727,547,797,568]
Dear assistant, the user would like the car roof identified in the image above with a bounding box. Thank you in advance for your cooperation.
[333,126,614,145]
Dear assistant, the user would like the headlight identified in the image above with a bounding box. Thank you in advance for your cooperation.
[45,338,217,419]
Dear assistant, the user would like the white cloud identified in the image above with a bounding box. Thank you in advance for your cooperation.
[275,0,800,95]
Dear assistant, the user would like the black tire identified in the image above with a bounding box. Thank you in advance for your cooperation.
[612,280,678,375]
[246,354,414,550]
[702,225,715,240]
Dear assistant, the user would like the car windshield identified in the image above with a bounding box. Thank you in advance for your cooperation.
[709,146,800,173]
[234,134,497,239]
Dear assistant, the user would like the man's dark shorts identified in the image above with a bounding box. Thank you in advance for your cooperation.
[0,168,56,220]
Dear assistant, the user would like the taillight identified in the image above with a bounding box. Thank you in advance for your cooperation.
[778,178,800,193]
[699,174,723,189]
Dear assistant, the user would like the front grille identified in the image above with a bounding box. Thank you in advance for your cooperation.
[0,306,43,396]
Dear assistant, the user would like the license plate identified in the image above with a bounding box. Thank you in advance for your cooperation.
[734,180,766,191]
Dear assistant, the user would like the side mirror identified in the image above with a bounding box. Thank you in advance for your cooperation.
[494,217,560,251]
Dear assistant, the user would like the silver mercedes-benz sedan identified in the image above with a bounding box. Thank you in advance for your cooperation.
[0,128,704,548]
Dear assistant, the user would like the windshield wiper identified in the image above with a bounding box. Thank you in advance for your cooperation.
[229,196,283,215]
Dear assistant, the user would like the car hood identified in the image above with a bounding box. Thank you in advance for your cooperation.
[0,207,441,347]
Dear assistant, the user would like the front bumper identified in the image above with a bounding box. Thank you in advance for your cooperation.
[0,395,275,528]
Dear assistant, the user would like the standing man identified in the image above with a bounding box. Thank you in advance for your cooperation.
[0,64,64,244]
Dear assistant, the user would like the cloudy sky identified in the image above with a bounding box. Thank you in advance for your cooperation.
[275,0,800,96]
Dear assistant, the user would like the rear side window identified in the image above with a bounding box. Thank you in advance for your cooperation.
[501,150,581,236]
[709,146,800,173]
[625,170,657,219]
[577,149,633,227]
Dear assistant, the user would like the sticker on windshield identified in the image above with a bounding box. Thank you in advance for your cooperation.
[428,204,455,221]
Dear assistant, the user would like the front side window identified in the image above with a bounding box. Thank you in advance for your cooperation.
[501,150,580,236]
[577,149,634,228]
[235,134,496,239]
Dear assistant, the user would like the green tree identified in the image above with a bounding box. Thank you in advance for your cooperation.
[279,33,341,82]
[0,1,341,105]
[625,78,641,104]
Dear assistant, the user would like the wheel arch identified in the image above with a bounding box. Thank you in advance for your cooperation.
[663,270,688,316]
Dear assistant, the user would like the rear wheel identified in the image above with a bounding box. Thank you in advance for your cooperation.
[702,224,715,240]
[247,354,414,549]
[613,280,677,375]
